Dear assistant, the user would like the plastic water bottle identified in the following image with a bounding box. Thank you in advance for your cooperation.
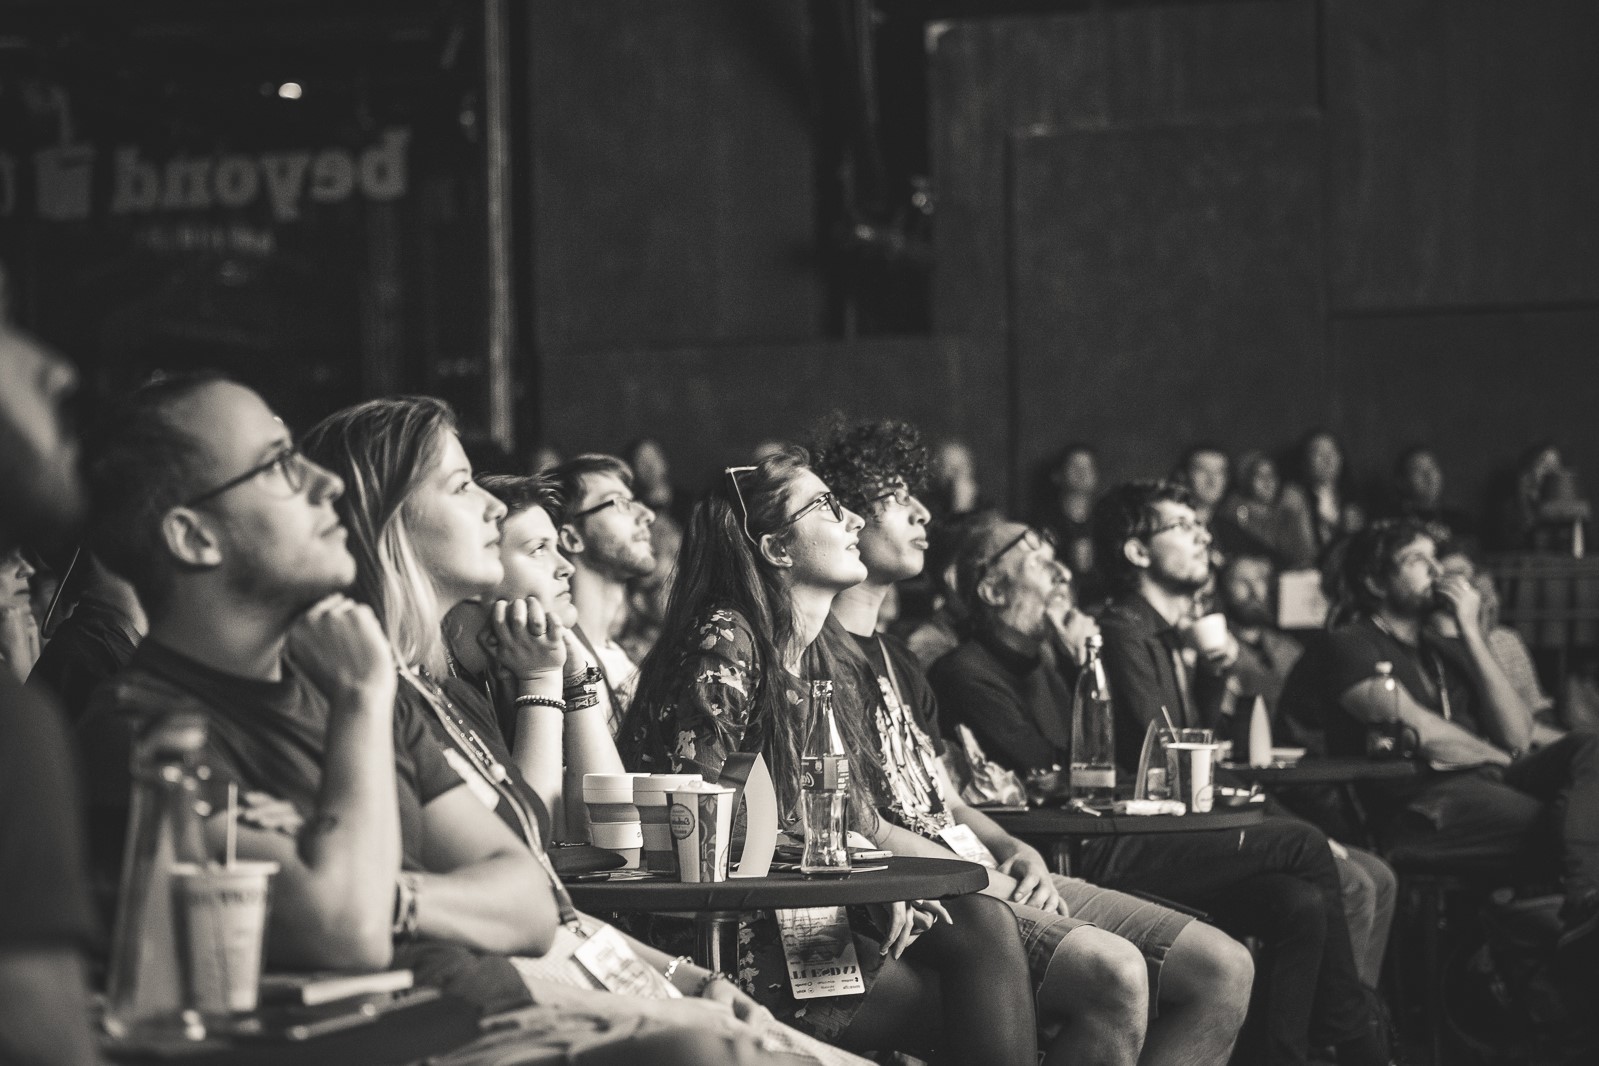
[104,713,211,1041]
[1070,634,1116,804]
[800,680,851,876]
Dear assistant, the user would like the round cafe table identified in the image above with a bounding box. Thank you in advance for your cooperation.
[981,804,1265,875]
[1217,757,1418,786]
[565,855,988,974]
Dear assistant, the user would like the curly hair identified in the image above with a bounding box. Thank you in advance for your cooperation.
[806,415,931,516]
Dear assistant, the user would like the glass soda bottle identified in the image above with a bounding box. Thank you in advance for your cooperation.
[103,713,211,1042]
[1069,633,1117,805]
[800,680,852,876]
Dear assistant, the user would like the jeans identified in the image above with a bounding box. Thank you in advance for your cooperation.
[1077,815,1374,1066]
[1382,731,1599,897]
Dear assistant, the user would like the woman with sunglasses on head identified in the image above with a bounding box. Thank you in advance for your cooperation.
[620,445,1036,1066]
[305,399,863,1066]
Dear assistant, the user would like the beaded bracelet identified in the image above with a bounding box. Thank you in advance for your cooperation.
[513,694,566,712]
[661,955,692,985]
[696,971,732,996]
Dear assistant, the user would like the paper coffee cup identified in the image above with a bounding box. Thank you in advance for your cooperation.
[1190,613,1231,656]
[171,862,278,1014]
[590,820,644,868]
[668,782,735,883]
[635,774,701,874]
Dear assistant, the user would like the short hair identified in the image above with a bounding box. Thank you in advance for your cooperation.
[1091,480,1197,594]
[1336,517,1434,615]
[1173,442,1228,480]
[1218,550,1274,582]
[302,396,458,674]
[926,509,1001,597]
[807,416,930,516]
[476,473,565,522]
[83,371,231,619]
[546,454,634,526]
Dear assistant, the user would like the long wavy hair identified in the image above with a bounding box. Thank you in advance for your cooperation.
[627,444,885,827]
[302,397,457,675]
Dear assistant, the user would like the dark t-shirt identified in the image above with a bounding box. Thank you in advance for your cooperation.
[1281,616,1487,810]
[0,676,97,951]
[77,641,545,1012]
[394,673,552,847]
[28,597,140,725]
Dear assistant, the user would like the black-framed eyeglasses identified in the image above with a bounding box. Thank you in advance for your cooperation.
[975,527,1056,581]
[1147,515,1209,540]
[783,491,844,528]
[183,446,308,507]
[573,494,647,520]
[871,484,915,509]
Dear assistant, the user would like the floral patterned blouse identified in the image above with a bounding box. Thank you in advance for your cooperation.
[616,605,887,1039]
[622,605,808,783]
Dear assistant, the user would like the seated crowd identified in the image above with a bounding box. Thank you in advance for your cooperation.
[2,289,1595,1066]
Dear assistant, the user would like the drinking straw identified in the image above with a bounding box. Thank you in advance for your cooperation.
[1159,704,1179,738]
[225,781,237,868]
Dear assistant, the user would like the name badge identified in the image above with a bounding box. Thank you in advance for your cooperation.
[936,823,999,868]
[776,906,866,1000]
[573,924,681,999]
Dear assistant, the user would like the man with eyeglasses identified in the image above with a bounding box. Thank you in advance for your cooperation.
[1092,481,1238,773]
[813,419,1253,1066]
[74,375,564,1008]
[1086,480,1391,1066]
[927,520,1101,775]
[549,455,656,736]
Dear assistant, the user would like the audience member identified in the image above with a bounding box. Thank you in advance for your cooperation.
[27,551,146,722]
[1433,540,1564,747]
[1068,479,1390,1066]
[1217,451,1318,570]
[620,446,1038,1064]
[1172,443,1230,528]
[1389,445,1475,541]
[814,417,1252,1066]
[1215,552,1397,989]
[0,546,41,682]
[548,455,655,735]
[1280,518,1599,955]
[927,437,983,517]
[0,261,98,1066]
[448,472,629,839]
[83,381,824,1064]
[1031,444,1103,602]
[1280,430,1366,558]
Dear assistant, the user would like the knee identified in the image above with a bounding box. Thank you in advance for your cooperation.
[1274,876,1330,941]
[942,892,1022,945]
[1067,929,1150,1018]
[1163,924,1253,1023]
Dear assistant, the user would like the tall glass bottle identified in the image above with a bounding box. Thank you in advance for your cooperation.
[1069,634,1116,804]
[103,713,210,1042]
[800,680,851,876]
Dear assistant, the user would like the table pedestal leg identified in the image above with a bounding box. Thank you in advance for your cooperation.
[694,911,741,975]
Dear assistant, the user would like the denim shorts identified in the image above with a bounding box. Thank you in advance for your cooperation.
[1008,875,1195,1011]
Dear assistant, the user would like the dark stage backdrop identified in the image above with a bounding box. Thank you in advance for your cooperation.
[0,7,492,437]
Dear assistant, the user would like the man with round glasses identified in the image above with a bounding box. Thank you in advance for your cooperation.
[549,455,656,735]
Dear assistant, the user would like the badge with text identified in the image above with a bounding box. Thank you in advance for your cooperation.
[935,823,999,868]
[573,924,680,999]
[776,907,866,1000]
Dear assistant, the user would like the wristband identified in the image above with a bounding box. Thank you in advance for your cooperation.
[514,695,566,712]
[564,666,603,694]
[564,690,600,712]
